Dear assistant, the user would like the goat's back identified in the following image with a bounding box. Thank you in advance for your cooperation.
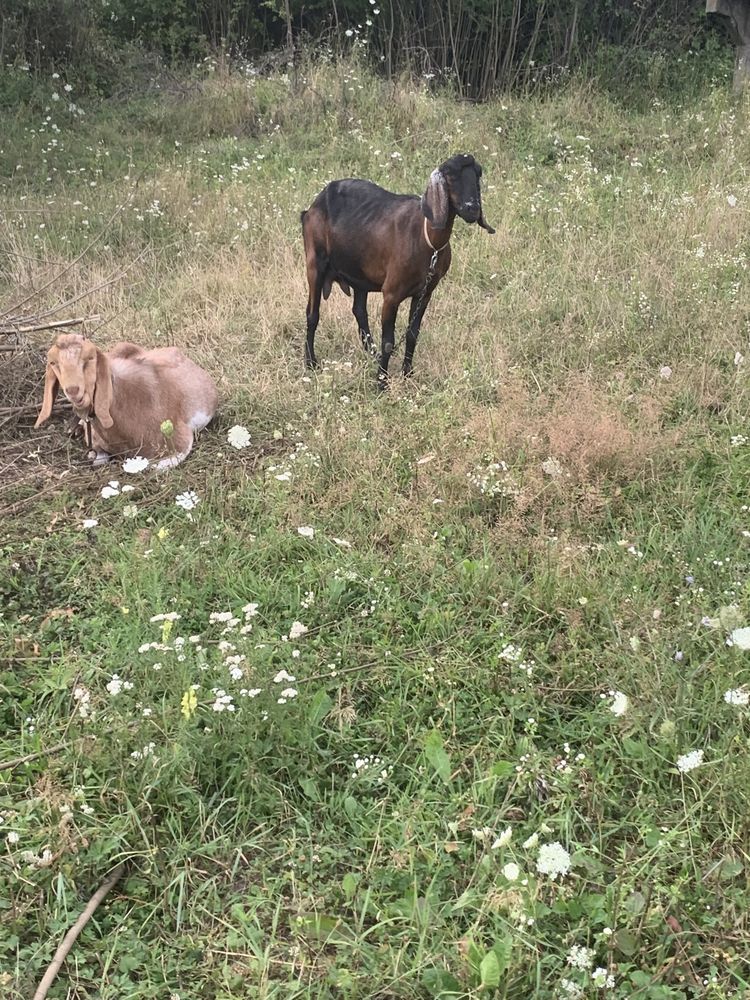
[110,348,217,420]
[312,179,418,229]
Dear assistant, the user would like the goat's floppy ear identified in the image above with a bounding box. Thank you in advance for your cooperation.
[93,348,114,428]
[421,169,449,230]
[477,207,496,235]
[474,166,496,235]
[35,351,59,427]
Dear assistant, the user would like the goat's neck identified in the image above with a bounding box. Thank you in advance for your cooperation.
[424,209,455,253]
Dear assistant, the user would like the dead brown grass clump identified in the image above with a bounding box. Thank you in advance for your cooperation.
[454,373,682,533]
[543,378,667,483]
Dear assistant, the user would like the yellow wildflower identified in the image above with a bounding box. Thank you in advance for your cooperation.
[181,688,197,720]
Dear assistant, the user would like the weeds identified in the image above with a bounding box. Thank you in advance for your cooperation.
[1,58,750,1000]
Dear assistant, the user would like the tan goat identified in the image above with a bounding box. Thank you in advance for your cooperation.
[35,334,218,469]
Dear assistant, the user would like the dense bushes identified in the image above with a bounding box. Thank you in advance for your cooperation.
[0,0,734,99]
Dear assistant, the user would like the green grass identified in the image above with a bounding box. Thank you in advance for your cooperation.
[1,57,750,999]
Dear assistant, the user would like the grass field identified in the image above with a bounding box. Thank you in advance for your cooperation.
[1,55,750,999]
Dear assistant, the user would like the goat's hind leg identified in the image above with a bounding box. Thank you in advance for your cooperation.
[156,427,193,471]
[304,258,326,370]
[352,288,377,360]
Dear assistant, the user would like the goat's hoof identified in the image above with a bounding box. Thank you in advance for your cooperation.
[304,354,319,371]
[376,373,390,393]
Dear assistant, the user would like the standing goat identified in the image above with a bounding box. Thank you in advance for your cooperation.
[301,153,494,383]
[35,333,218,469]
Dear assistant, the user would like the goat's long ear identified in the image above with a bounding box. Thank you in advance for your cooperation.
[35,356,59,427]
[475,168,496,235]
[421,169,449,230]
[477,207,496,235]
[94,349,114,428]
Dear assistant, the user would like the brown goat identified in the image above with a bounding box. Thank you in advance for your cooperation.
[35,333,218,469]
[301,153,494,384]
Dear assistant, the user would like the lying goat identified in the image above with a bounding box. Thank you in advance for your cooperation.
[35,333,218,469]
[301,152,494,383]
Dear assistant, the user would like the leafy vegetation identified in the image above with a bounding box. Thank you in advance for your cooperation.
[1,56,750,999]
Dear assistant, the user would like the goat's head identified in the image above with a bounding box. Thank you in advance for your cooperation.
[35,333,114,428]
[421,153,495,233]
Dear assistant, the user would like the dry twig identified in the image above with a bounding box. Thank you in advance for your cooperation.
[0,742,69,772]
[32,862,127,1000]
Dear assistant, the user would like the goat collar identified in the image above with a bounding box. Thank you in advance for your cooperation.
[423,218,449,254]
[79,411,94,450]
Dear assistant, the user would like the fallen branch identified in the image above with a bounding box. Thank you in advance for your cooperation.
[0,316,99,336]
[0,742,69,772]
[32,862,127,1000]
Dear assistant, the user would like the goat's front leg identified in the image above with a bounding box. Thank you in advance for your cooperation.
[378,292,400,389]
[352,288,377,358]
[403,289,434,377]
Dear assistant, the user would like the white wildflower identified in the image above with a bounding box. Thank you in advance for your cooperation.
[541,456,563,478]
[279,687,298,699]
[566,945,594,971]
[297,525,315,539]
[7,831,20,845]
[81,518,98,529]
[211,689,235,712]
[243,602,259,617]
[289,621,308,640]
[100,481,120,499]
[735,351,745,367]
[522,832,539,850]
[273,670,296,684]
[536,841,571,879]
[676,749,704,773]
[729,626,750,650]
[472,826,494,841]
[227,425,251,449]
[609,691,629,717]
[332,537,352,548]
[175,491,200,511]
[73,686,92,718]
[659,365,672,380]
[22,848,54,868]
[502,861,520,881]
[122,504,138,519]
[491,827,513,849]
[724,688,750,706]
[131,742,156,761]
[122,456,149,473]
[727,194,738,208]
[559,979,584,999]
[592,967,615,989]
[106,674,133,696]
